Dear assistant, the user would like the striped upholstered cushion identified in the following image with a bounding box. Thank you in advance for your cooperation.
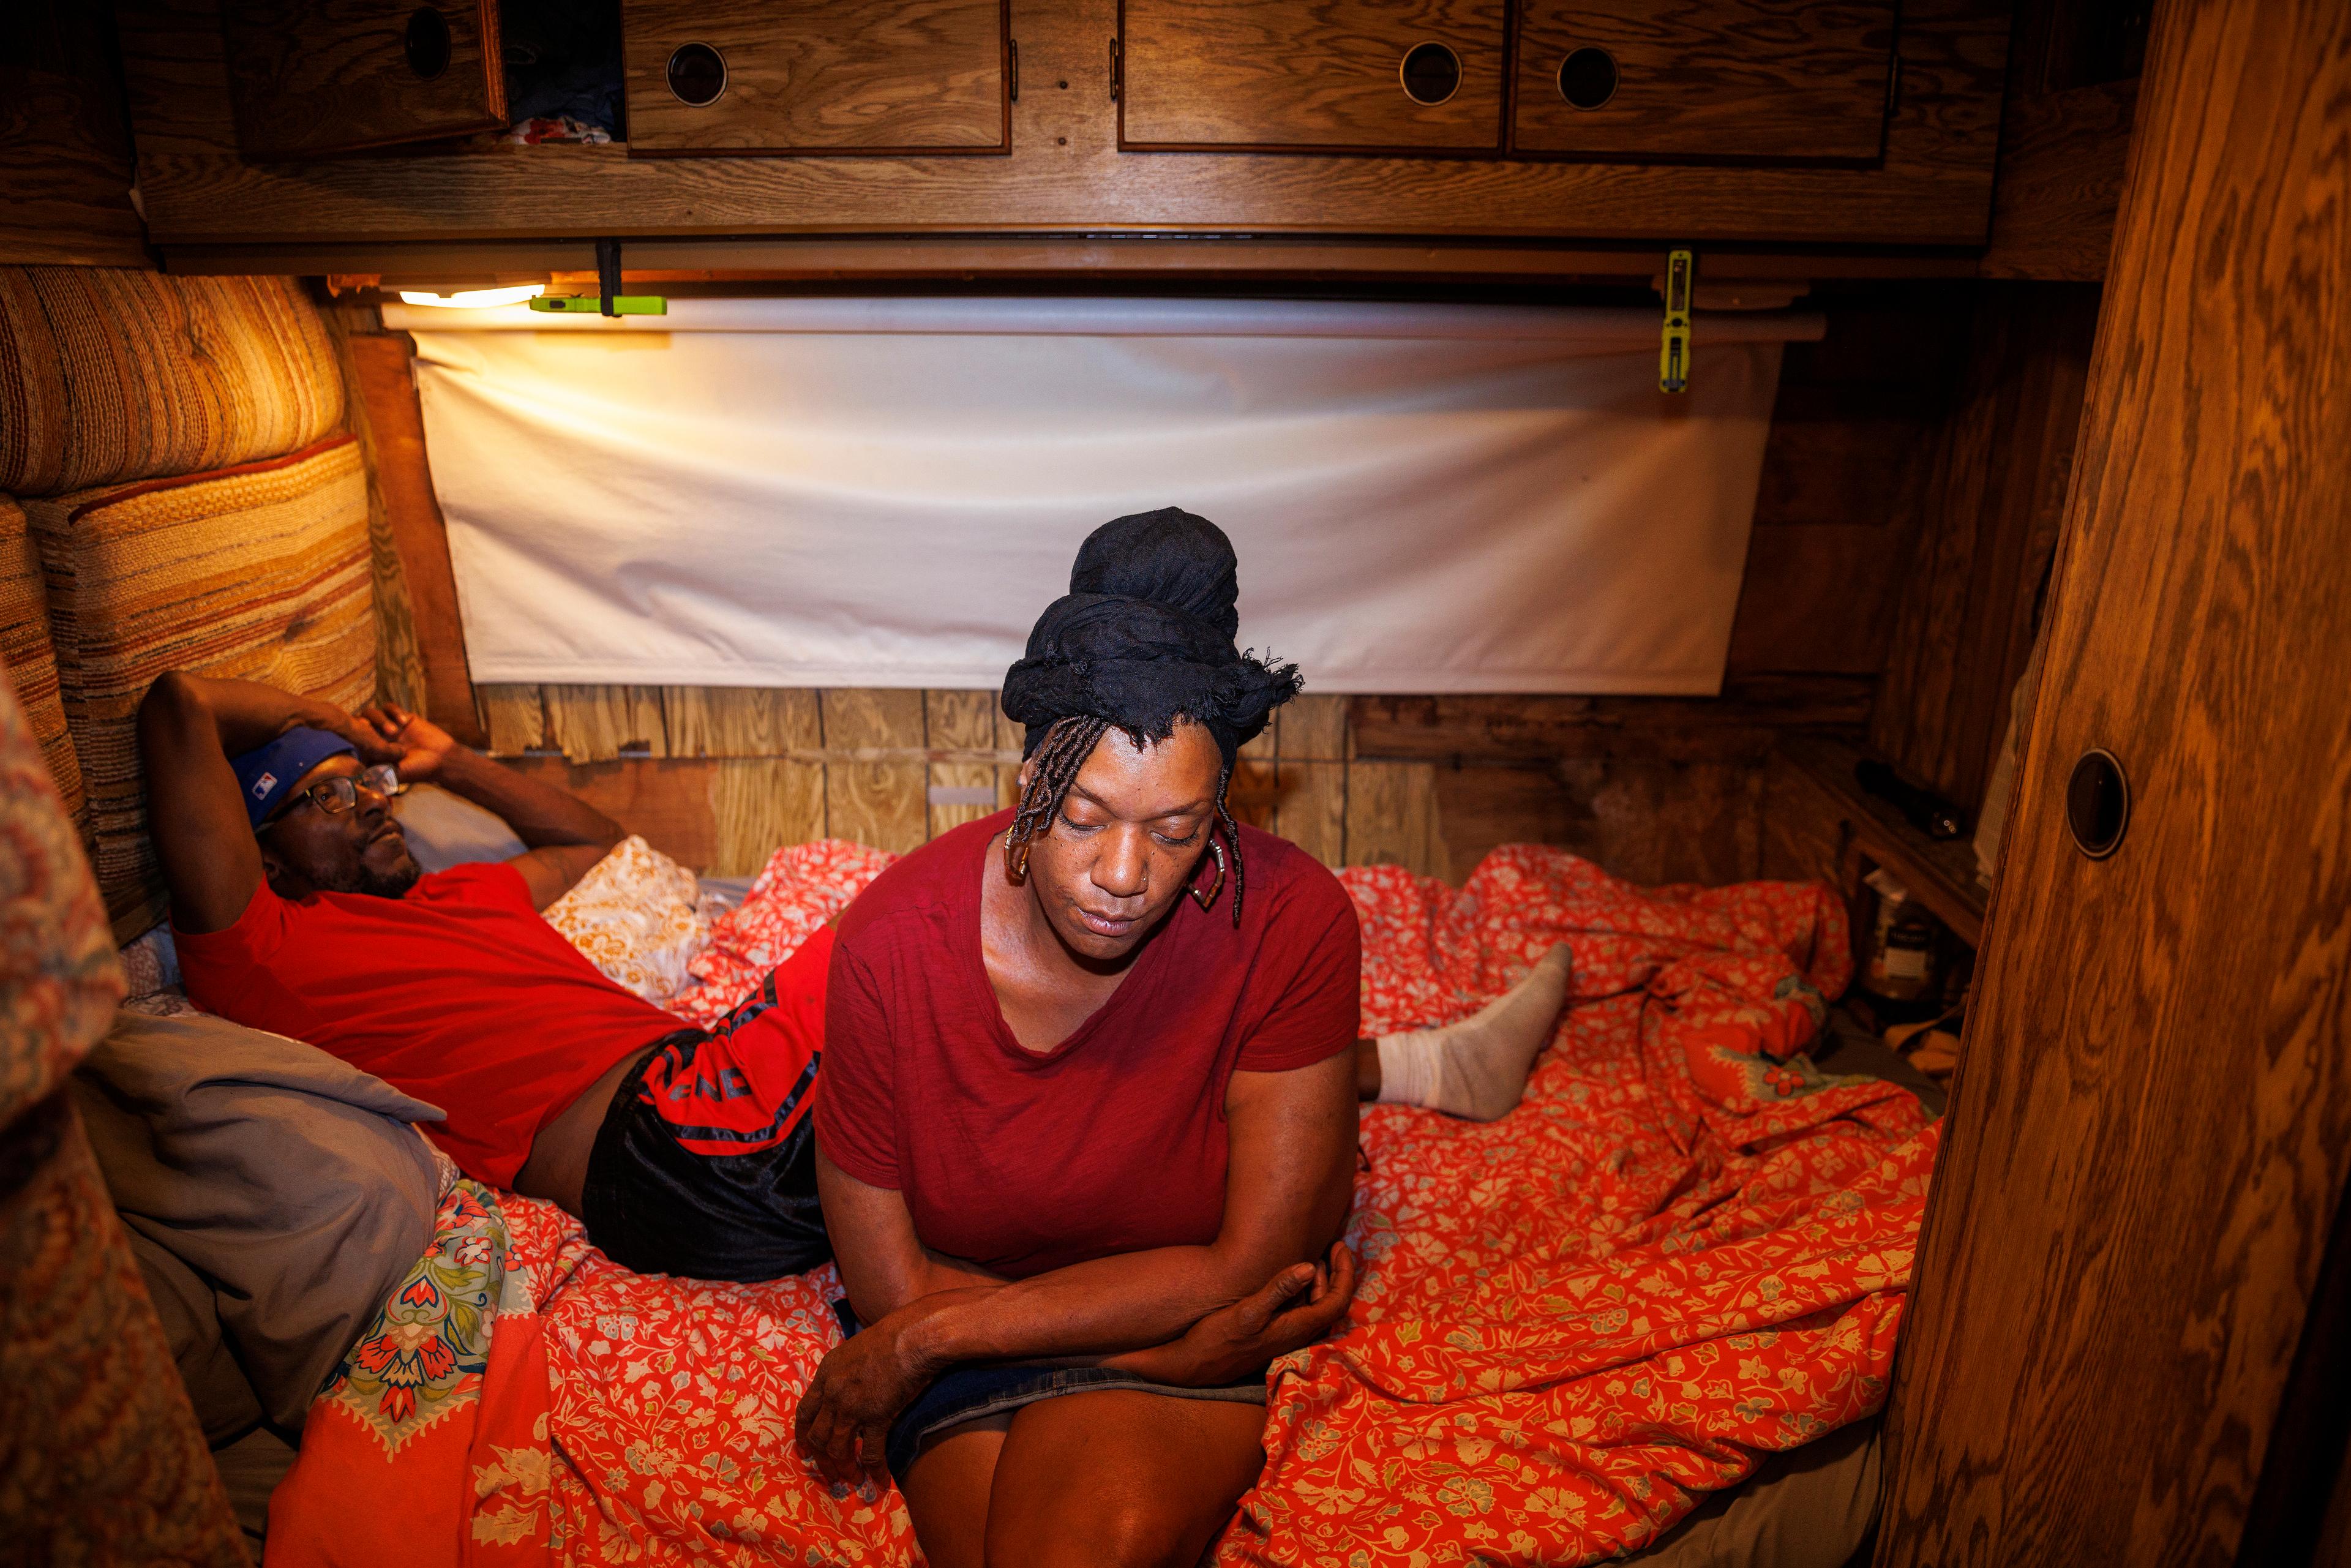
[0,268,343,498]
[0,497,85,835]
[27,437,377,937]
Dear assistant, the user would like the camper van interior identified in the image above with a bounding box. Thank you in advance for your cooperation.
[3,1,2347,1564]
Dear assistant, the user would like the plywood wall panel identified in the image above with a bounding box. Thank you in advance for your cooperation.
[664,687,821,758]
[710,759,825,875]
[475,684,546,753]
[543,684,667,762]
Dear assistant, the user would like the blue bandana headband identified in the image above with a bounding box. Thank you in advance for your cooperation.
[230,726,356,830]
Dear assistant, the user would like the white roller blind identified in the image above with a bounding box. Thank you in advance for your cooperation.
[395,298,1807,694]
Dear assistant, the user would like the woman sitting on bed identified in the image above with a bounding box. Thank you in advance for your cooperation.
[794,509,1571,1568]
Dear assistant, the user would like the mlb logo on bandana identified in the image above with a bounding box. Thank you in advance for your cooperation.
[251,771,276,800]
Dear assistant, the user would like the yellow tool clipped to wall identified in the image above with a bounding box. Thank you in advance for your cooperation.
[1659,248,1693,394]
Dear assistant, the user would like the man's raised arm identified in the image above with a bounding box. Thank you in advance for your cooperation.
[356,702,624,910]
[137,672,397,934]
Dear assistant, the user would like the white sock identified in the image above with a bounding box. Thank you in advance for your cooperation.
[1376,945,1573,1121]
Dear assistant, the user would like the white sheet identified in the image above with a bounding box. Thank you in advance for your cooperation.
[398,298,1805,694]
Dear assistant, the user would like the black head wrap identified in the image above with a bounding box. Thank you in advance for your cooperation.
[1001,507,1300,769]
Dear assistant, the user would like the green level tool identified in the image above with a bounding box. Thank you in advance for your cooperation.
[529,294,667,315]
[1659,248,1693,394]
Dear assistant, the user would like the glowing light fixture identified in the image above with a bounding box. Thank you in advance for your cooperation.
[395,284,547,309]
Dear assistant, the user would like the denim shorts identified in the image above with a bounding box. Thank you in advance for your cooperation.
[830,1300,1267,1477]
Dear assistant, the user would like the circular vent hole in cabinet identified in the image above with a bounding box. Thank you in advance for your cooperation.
[1399,42,1462,106]
[2065,748,2131,859]
[667,42,729,107]
[1558,46,1618,110]
[404,7,452,80]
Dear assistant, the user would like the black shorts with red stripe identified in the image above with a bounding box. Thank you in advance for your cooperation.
[580,934,833,1283]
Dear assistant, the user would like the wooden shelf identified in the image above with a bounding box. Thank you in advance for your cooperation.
[1783,735,1988,947]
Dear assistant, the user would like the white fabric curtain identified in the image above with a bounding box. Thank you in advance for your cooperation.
[393,298,1812,694]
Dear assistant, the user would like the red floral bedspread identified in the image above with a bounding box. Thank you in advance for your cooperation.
[268,843,1935,1567]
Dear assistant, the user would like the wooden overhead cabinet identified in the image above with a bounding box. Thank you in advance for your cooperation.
[1118,0,1507,152]
[1512,0,1899,162]
[621,0,1010,155]
[218,0,507,159]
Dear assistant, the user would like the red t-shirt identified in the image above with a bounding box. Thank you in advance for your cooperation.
[174,862,681,1187]
[815,811,1361,1279]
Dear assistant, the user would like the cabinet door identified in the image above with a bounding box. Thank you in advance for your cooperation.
[1877,0,2351,1561]
[219,0,507,159]
[622,0,1008,155]
[1119,0,1506,152]
[1511,0,1896,162]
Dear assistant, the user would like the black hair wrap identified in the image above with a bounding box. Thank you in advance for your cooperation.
[1000,507,1301,768]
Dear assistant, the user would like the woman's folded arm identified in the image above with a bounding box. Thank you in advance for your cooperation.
[798,1048,1358,1479]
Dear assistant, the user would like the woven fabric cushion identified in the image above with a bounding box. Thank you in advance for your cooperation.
[28,437,376,936]
[0,495,84,832]
[0,268,344,498]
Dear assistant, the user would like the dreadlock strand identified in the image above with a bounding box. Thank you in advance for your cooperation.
[1006,715,1109,879]
[1213,769,1246,928]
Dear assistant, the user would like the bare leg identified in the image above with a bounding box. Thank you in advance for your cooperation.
[1354,1037,1381,1100]
[985,1390,1267,1568]
[896,1413,1014,1568]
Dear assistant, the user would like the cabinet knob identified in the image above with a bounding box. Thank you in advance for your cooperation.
[667,42,728,108]
[2066,748,2131,859]
[1558,47,1618,110]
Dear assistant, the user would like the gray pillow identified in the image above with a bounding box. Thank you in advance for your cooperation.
[392,781,527,871]
[69,1012,446,1431]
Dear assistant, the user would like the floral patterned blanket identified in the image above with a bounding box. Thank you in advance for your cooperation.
[266,842,1934,1567]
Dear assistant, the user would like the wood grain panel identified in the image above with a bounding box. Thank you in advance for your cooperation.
[320,307,427,717]
[1870,283,2099,816]
[1120,0,1505,152]
[710,759,826,874]
[1343,760,1444,877]
[623,0,1007,156]
[1978,79,2137,281]
[821,688,928,852]
[219,0,505,159]
[116,0,2006,251]
[339,331,481,744]
[1281,694,1349,762]
[1277,760,1346,868]
[1551,759,1761,886]
[1348,678,1873,765]
[475,685,546,754]
[542,685,667,762]
[0,5,148,268]
[504,755,719,867]
[1512,0,1899,162]
[662,687,820,757]
[925,689,1005,834]
[1724,524,1903,677]
[1877,1,2351,1560]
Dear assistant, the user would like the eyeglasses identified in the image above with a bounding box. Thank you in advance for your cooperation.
[259,764,403,831]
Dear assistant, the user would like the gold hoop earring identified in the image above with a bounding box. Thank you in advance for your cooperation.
[1008,836,1032,882]
[1188,835,1227,912]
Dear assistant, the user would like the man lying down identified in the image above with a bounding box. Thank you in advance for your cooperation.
[139,509,1572,1565]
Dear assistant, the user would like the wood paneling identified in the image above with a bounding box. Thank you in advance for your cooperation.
[1725,525,1905,677]
[1877,1,2351,1561]
[1870,283,2099,817]
[218,0,505,159]
[710,759,825,874]
[114,0,2008,255]
[476,685,545,754]
[1978,80,2137,281]
[1277,760,1346,868]
[1512,0,1899,163]
[1342,761,1443,875]
[543,685,667,762]
[340,331,483,745]
[820,688,928,854]
[0,5,148,268]
[623,0,1007,156]
[663,686,820,758]
[1348,678,1873,765]
[925,689,1007,836]
[1119,0,1505,152]
[320,304,427,717]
